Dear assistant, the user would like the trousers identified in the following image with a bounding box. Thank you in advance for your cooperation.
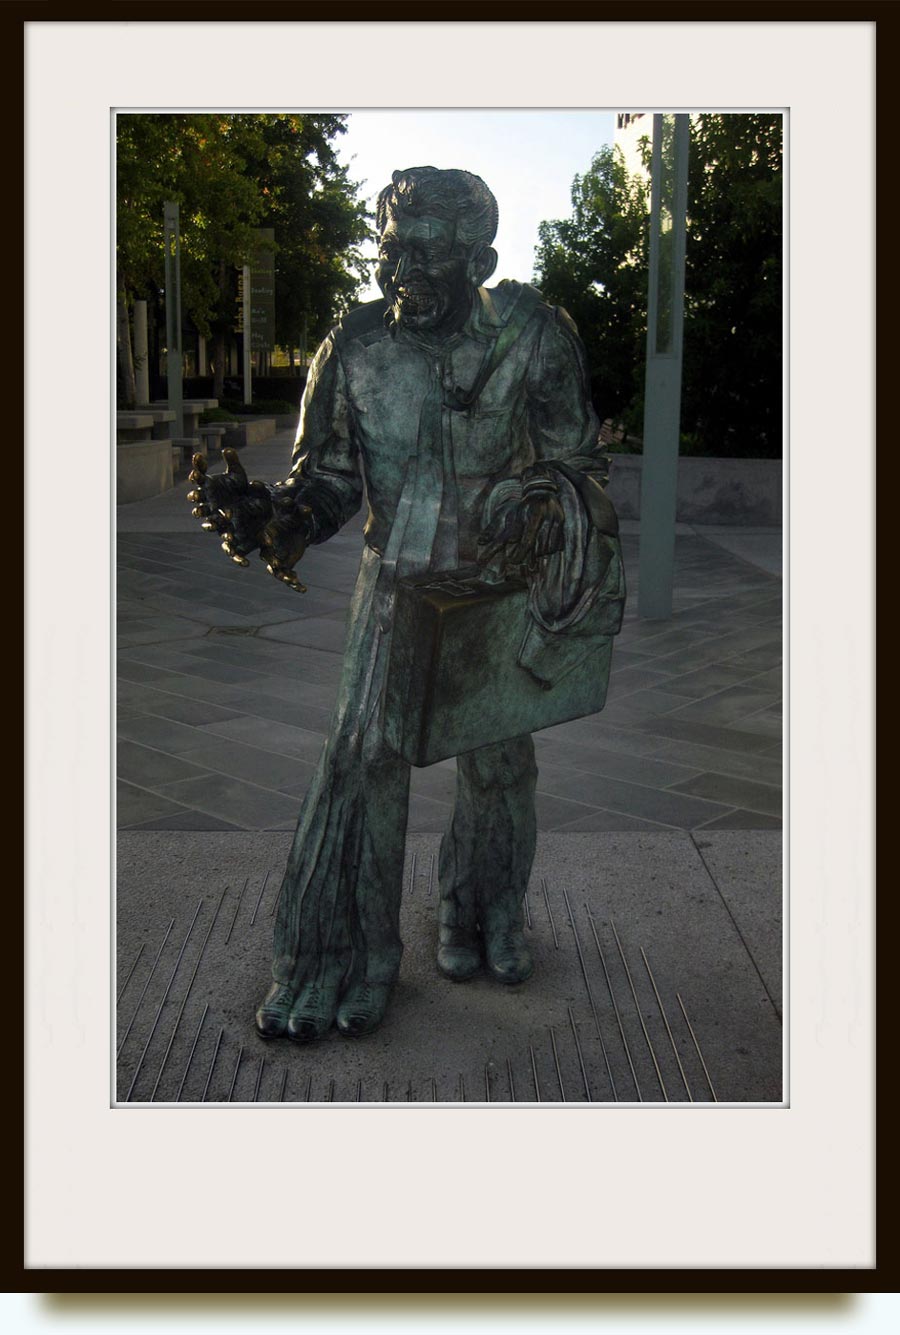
[272,545,538,994]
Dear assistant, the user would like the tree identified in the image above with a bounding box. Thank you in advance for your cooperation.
[115,114,371,402]
[221,115,372,358]
[534,146,649,430]
[534,115,783,458]
[682,115,783,458]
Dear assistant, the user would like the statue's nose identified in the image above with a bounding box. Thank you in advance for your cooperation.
[392,253,408,285]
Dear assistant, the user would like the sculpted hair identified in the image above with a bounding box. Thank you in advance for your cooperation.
[376,166,499,250]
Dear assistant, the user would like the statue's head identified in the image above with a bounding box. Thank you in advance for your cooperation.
[375,166,499,335]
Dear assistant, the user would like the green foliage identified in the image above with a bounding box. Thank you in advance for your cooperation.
[116,114,371,354]
[534,146,649,425]
[198,407,241,424]
[218,398,298,417]
[682,115,782,458]
[220,115,372,350]
[534,115,783,458]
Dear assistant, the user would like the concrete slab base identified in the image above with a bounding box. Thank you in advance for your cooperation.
[117,439,174,503]
[117,830,783,1106]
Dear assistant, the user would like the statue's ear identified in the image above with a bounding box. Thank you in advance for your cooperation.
[469,244,497,287]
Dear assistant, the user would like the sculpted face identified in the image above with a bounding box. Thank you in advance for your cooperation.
[376,213,474,335]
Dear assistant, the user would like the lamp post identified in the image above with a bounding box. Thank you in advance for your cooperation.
[638,113,690,620]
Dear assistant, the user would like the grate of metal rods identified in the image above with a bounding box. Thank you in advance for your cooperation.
[117,866,719,1104]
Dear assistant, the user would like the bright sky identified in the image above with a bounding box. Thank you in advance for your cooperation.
[332,110,615,299]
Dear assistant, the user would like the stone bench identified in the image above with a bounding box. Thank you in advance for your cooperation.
[170,436,202,468]
[117,438,174,503]
[116,412,155,444]
[138,407,177,441]
[197,424,229,454]
[221,418,277,449]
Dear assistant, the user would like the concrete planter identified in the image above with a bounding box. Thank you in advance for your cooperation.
[606,454,782,526]
[117,439,174,504]
[221,418,277,450]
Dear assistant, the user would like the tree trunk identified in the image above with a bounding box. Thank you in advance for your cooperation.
[211,258,229,400]
[116,281,136,408]
[212,330,227,400]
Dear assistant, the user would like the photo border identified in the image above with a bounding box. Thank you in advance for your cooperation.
[20,1,883,1287]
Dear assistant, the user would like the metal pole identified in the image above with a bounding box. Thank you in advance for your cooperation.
[163,201,183,439]
[242,263,252,406]
[638,114,690,620]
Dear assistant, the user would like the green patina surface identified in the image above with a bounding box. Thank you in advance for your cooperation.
[191,167,625,1041]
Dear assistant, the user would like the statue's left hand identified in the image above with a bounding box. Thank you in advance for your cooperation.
[257,494,313,594]
[477,490,565,574]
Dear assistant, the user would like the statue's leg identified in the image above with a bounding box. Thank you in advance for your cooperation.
[257,549,388,1042]
[257,725,358,1041]
[438,734,538,983]
[335,725,411,1037]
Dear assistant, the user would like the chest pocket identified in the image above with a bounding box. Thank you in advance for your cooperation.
[453,401,526,479]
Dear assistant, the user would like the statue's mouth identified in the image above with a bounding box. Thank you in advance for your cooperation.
[395,283,439,317]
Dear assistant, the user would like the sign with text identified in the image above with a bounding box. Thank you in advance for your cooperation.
[250,228,275,351]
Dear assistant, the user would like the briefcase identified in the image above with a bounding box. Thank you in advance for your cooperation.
[382,550,625,768]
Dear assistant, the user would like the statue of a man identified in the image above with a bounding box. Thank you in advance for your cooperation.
[188,166,615,1043]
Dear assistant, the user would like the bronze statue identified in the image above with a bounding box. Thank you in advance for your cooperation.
[188,167,623,1044]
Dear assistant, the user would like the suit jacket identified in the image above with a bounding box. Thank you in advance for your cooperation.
[280,280,609,569]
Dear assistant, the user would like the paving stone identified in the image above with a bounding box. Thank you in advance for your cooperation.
[406,794,455,833]
[409,763,460,806]
[591,688,702,729]
[118,713,228,755]
[536,717,670,757]
[629,714,778,755]
[117,739,214,790]
[530,738,702,790]
[117,616,211,647]
[119,645,263,685]
[154,771,304,829]
[668,771,782,818]
[696,809,782,831]
[532,791,612,830]
[116,688,244,729]
[658,661,765,699]
[607,663,675,696]
[123,809,247,833]
[178,737,318,797]
[645,737,782,787]
[198,715,329,761]
[222,691,334,732]
[732,705,782,739]
[255,614,353,653]
[664,683,781,728]
[117,666,249,704]
[544,807,672,833]
[719,642,784,672]
[226,675,339,709]
[535,763,733,830]
[117,781,195,828]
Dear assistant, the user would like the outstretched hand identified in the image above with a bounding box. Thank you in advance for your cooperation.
[187,449,273,565]
[187,449,310,592]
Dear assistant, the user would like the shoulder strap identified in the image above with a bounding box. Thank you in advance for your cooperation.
[444,283,543,412]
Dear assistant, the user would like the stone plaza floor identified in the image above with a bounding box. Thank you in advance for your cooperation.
[116,427,783,1104]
